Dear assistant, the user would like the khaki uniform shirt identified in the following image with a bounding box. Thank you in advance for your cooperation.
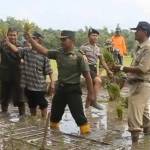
[80,43,101,65]
[131,40,150,81]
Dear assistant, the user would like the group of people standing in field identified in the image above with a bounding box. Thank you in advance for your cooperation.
[0,21,150,144]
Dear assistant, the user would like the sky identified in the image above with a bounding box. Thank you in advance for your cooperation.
[0,0,150,30]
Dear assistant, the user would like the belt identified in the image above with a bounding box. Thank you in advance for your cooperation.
[127,78,150,84]
[58,82,80,87]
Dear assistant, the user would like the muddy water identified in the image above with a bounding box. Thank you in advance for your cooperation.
[0,88,150,150]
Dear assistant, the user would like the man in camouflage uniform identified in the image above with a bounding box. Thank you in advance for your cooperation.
[112,22,150,143]
[0,27,25,116]
[80,28,113,110]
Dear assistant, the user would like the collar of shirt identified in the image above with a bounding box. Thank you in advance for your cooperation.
[88,42,97,47]
[62,48,76,55]
[138,39,150,49]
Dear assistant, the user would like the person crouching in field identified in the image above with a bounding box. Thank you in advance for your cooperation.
[5,32,55,119]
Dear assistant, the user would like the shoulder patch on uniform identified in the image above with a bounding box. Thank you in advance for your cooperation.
[75,50,88,63]
[82,42,89,46]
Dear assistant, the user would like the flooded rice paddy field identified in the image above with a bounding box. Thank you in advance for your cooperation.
[0,88,150,150]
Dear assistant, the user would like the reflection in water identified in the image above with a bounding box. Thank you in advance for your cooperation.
[0,88,150,149]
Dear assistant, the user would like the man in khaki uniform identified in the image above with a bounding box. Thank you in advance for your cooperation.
[80,28,113,110]
[112,21,150,143]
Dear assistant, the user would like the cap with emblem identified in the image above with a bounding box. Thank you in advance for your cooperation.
[88,28,99,36]
[130,21,150,35]
[59,30,75,40]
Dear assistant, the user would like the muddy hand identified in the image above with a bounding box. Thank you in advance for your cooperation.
[107,70,114,78]
[85,93,95,108]
[110,65,121,73]
[24,32,32,41]
[4,36,10,45]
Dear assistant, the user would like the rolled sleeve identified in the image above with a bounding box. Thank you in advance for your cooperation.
[79,55,90,73]
[47,50,58,59]
[80,46,86,53]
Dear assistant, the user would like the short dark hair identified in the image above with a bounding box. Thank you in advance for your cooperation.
[88,28,99,36]
[7,27,18,33]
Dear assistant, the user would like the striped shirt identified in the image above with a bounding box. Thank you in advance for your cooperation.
[18,48,52,91]
[80,43,101,65]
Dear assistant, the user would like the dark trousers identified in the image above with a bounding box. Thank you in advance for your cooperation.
[0,80,25,114]
[118,54,123,65]
[89,65,97,80]
[25,88,48,110]
[113,50,123,65]
[50,84,87,126]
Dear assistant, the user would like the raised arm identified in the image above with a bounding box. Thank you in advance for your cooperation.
[25,32,49,55]
[99,55,113,77]
[5,37,18,52]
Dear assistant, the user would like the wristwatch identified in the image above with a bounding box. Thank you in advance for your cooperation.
[120,66,124,71]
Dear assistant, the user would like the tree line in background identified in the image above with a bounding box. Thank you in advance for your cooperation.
[0,17,136,51]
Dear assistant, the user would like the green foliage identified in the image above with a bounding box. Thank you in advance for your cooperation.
[106,83,120,100]
[0,17,135,50]
[102,49,115,65]
[106,82,125,120]
[0,22,8,38]
[116,102,123,120]
[24,21,34,33]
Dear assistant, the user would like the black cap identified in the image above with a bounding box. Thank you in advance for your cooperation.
[130,21,150,33]
[88,28,99,36]
[59,30,75,39]
[115,27,121,32]
[32,31,44,39]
